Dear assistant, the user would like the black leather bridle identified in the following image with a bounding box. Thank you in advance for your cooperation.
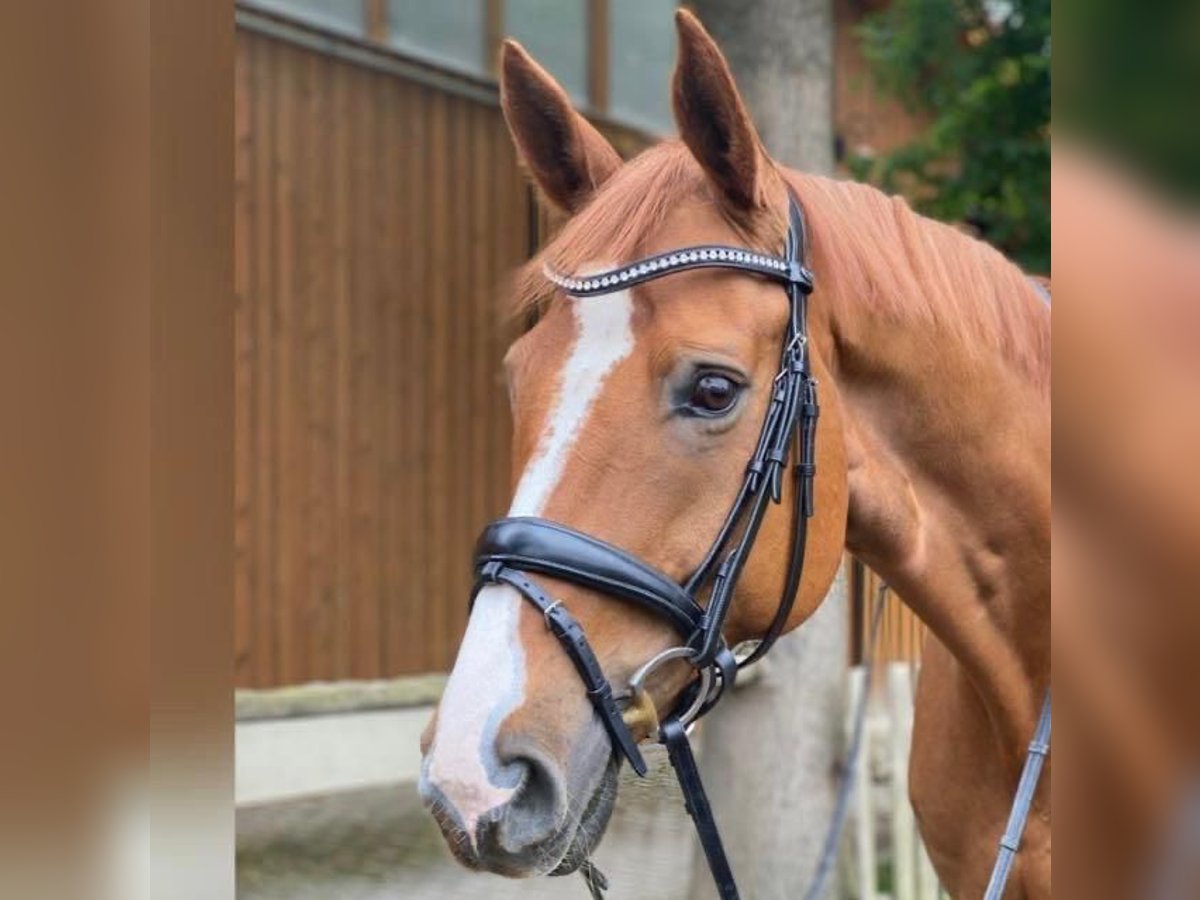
[470,190,817,900]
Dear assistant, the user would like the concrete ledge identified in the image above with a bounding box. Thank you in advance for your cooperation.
[237,706,432,806]
[236,674,447,721]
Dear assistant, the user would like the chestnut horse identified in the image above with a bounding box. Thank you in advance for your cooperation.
[420,11,1049,898]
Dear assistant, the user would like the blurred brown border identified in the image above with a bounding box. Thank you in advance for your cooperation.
[148,1,235,897]
[0,1,233,897]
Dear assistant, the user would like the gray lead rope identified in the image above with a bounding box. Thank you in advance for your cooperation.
[983,690,1052,900]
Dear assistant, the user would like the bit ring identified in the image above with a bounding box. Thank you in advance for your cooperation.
[626,646,714,737]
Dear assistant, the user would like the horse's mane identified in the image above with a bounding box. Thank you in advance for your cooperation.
[513,141,1049,392]
[793,170,1050,392]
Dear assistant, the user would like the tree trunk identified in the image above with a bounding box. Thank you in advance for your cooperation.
[687,2,843,897]
[690,0,835,173]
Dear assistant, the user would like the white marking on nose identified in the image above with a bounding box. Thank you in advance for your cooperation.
[510,290,636,515]
[421,582,525,838]
[422,287,635,843]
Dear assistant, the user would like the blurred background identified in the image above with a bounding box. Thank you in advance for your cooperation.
[230,1,1049,897]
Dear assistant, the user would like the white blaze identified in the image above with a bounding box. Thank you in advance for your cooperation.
[421,289,635,840]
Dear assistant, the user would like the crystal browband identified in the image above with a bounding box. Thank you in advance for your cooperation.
[544,244,814,298]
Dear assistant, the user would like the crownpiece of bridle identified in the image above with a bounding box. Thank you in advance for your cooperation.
[471,190,817,899]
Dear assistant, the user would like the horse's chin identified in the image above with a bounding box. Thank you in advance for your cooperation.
[548,753,620,877]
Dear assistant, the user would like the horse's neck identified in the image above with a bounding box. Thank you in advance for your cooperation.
[822,297,1050,754]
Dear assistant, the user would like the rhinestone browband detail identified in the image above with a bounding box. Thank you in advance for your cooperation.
[543,244,812,298]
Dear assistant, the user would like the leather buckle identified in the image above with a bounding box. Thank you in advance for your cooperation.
[788,261,814,291]
[542,599,564,629]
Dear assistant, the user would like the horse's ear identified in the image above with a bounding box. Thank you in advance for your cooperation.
[671,10,768,214]
[500,40,622,214]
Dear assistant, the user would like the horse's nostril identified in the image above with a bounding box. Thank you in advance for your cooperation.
[478,741,567,860]
[512,754,560,820]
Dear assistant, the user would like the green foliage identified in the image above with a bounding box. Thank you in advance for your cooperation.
[850,0,1050,272]
[1056,0,1200,206]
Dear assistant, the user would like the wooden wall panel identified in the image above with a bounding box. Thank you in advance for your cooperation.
[234,28,531,687]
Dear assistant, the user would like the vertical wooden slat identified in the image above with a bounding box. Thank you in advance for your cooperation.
[305,46,336,681]
[234,34,256,685]
[447,96,467,653]
[426,88,450,670]
[377,71,402,677]
[587,0,610,114]
[292,44,315,684]
[332,56,354,678]
[349,62,382,679]
[484,0,505,75]
[470,106,491,555]
[273,42,301,685]
[408,82,432,673]
[365,0,387,42]
[386,79,410,676]
[251,35,278,687]
[439,93,457,672]
[449,96,473,649]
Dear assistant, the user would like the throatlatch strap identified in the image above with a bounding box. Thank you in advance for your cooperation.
[661,716,740,900]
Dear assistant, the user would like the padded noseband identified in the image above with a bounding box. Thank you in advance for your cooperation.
[474,517,705,638]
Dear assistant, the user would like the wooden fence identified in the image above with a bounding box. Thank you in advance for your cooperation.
[846,662,945,900]
[850,560,932,667]
[234,26,533,687]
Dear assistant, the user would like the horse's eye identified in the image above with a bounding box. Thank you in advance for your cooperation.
[688,373,741,416]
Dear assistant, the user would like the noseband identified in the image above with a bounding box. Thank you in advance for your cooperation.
[470,191,817,899]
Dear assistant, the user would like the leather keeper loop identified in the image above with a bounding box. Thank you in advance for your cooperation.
[587,681,613,702]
